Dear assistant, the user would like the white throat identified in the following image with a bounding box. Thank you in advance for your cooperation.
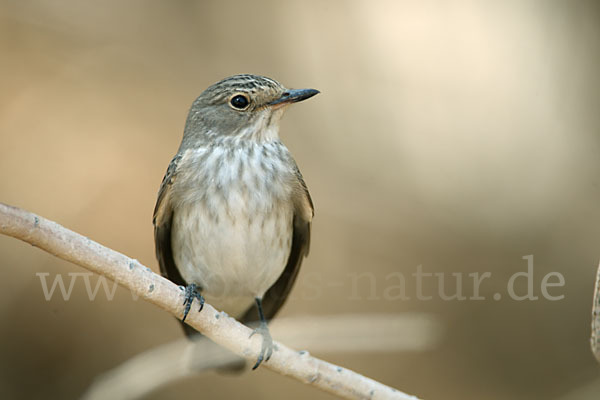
[238,107,286,142]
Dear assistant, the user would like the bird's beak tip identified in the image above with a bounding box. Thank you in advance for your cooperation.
[295,88,320,100]
[268,88,320,106]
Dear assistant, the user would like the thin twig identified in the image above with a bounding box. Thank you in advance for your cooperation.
[0,202,421,400]
[592,261,600,363]
[82,336,243,400]
[82,314,440,400]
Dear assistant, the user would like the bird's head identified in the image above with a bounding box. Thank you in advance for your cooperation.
[181,74,319,148]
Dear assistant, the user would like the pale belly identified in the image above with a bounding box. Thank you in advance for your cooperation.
[171,195,293,318]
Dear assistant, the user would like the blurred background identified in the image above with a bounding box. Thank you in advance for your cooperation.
[1,1,599,399]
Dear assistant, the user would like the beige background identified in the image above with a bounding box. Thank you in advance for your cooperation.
[1,1,600,399]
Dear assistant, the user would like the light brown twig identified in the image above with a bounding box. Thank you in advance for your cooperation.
[82,314,440,400]
[592,261,600,363]
[0,202,420,400]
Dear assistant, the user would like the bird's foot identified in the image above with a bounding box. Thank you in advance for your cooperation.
[249,321,274,370]
[182,283,204,322]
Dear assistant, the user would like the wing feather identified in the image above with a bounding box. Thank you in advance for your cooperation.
[153,153,187,287]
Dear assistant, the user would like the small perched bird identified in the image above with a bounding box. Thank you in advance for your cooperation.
[153,74,317,369]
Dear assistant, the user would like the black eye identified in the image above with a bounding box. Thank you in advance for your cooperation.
[230,94,249,110]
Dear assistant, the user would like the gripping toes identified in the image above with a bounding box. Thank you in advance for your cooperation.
[250,322,274,369]
[182,283,204,322]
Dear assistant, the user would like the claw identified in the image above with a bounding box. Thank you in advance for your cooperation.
[251,321,274,369]
[182,283,204,322]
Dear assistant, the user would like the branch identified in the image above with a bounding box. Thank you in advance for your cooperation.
[83,335,243,400]
[83,314,440,400]
[592,260,600,363]
[0,202,420,400]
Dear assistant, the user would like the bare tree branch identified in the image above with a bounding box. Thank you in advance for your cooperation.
[0,202,421,400]
[592,261,600,364]
[82,335,243,400]
[82,314,440,400]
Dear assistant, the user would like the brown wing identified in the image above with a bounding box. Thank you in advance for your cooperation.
[154,154,200,337]
[153,153,187,287]
[240,168,314,324]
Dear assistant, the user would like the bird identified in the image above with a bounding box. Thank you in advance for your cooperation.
[153,74,317,369]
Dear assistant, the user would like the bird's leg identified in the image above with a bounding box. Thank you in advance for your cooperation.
[182,283,204,322]
[249,297,274,369]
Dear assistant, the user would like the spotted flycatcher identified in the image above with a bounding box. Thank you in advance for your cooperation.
[153,74,318,369]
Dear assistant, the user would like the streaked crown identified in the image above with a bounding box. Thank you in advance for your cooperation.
[200,74,286,109]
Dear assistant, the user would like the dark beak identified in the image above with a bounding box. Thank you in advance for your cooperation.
[268,88,320,106]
